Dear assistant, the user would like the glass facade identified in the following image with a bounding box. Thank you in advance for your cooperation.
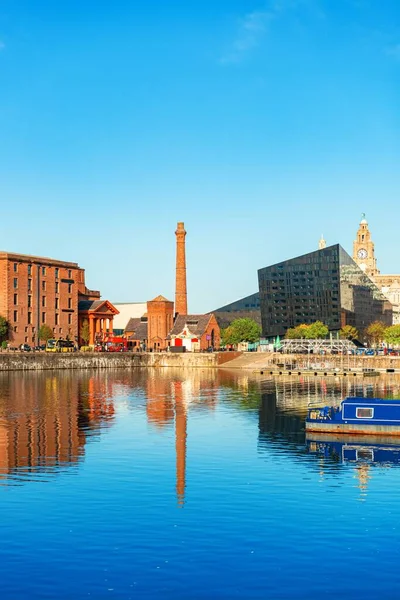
[212,292,261,329]
[258,244,392,339]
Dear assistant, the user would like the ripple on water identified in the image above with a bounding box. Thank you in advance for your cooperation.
[0,370,400,598]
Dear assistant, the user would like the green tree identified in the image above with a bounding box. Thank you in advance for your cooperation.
[340,325,359,341]
[0,315,9,342]
[384,325,400,347]
[38,324,53,343]
[285,324,310,339]
[80,320,90,345]
[365,321,387,346]
[221,318,261,346]
[305,321,329,339]
[285,321,328,339]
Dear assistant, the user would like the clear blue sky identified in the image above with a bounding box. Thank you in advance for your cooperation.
[1,0,399,312]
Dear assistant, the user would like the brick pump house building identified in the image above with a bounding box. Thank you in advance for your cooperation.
[0,252,118,347]
[123,222,220,351]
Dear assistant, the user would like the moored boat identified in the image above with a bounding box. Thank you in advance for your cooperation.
[306,397,400,436]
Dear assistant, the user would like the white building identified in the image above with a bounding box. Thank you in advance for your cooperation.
[111,302,147,334]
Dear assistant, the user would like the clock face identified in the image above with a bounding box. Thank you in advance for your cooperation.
[357,248,368,259]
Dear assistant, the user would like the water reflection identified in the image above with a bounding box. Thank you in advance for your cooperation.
[253,373,400,498]
[0,371,116,484]
[2,369,400,494]
[2,370,400,598]
[306,433,400,497]
[144,369,219,506]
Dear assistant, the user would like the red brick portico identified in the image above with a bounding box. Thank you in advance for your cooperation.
[78,300,119,346]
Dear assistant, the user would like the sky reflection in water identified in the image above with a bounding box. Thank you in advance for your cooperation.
[1,369,400,599]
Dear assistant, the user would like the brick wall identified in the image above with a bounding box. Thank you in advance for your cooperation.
[147,298,174,350]
[0,254,81,346]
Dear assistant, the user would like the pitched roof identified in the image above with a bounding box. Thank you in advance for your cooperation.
[169,314,214,337]
[149,295,172,303]
[125,317,141,333]
[126,319,148,340]
[78,299,105,312]
[78,299,119,314]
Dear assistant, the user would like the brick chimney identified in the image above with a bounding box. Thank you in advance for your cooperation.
[175,222,188,316]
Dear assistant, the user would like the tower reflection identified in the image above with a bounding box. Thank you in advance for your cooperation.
[144,369,219,506]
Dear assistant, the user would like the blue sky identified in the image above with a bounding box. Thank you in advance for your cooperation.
[0,0,399,312]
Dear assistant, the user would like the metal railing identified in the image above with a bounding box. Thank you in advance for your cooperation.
[280,339,356,354]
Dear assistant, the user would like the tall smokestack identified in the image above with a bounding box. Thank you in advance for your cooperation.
[175,222,187,316]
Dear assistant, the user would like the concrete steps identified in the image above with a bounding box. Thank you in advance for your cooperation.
[218,353,271,369]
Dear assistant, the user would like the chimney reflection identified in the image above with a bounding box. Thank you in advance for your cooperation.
[174,381,187,507]
[144,369,219,506]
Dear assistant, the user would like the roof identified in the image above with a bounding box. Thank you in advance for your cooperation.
[0,251,79,268]
[125,317,141,332]
[125,318,148,340]
[149,295,173,303]
[343,397,394,404]
[111,302,147,330]
[112,302,146,306]
[169,314,214,337]
[78,299,119,314]
[79,300,104,311]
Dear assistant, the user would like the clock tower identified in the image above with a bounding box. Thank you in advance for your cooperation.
[353,214,380,277]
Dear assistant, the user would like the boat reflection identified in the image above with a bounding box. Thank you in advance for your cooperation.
[306,433,400,465]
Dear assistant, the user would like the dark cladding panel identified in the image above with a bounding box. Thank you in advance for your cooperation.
[258,244,392,339]
[211,292,261,328]
[258,245,341,338]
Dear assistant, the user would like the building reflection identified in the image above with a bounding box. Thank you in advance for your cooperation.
[256,374,400,496]
[144,368,219,506]
[0,372,115,482]
[3,368,400,497]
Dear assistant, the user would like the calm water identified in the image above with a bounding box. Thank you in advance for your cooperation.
[1,369,400,599]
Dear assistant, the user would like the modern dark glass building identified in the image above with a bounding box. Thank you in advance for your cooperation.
[211,292,261,328]
[258,244,393,339]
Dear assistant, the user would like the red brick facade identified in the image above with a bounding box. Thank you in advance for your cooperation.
[170,313,220,351]
[0,252,101,347]
[175,222,188,316]
[147,295,174,350]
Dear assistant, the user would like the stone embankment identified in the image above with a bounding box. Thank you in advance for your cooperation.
[1,351,396,373]
[220,352,400,373]
[0,351,242,371]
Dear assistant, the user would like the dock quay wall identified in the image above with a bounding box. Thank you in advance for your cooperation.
[0,351,242,372]
[259,354,400,373]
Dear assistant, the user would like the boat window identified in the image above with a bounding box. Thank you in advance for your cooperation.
[356,449,374,461]
[356,407,374,419]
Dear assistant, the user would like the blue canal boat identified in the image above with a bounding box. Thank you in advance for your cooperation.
[306,397,400,436]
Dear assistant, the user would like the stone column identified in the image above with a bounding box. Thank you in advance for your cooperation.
[89,315,94,346]
[175,222,188,316]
